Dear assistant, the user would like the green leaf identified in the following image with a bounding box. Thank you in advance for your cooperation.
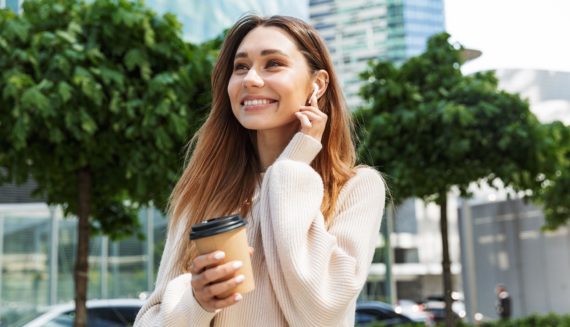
[21,87,49,111]
[58,82,73,103]
[99,67,125,87]
[109,92,121,113]
[155,127,172,151]
[49,127,64,143]
[80,110,97,135]
[124,48,146,71]
[56,30,77,44]
[6,19,29,42]
[0,36,8,50]
[143,17,155,47]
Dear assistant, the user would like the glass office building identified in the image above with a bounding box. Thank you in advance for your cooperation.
[144,0,308,43]
[387,0,445,62]
[309,0,444,109]
[1,0,21,13]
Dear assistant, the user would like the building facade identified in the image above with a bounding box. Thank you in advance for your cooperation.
[309,0,445,109]
[495,69,570,125]
[3,0,21,13]
[459,198,570,320]
[363,198,463,304]
[144,0,308,44]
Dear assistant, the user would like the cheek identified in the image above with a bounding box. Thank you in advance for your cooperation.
[227,77,238,96]
[227,80,241,119]
[228,79,241,105]
[266,77,306,108]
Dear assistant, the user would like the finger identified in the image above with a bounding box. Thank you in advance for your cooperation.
[204,274,246,298]
[191,251,225,274]
[195,260,243,288]
[310,89,319,108]
[297,110,323,122]
[295,112,312,128]
[299,105,326,117]
[212,293,243,310]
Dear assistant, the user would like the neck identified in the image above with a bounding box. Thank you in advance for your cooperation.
[256,123,298,171]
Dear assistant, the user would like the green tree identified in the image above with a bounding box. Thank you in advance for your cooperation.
[537,121,570,230]
[356,33,551,327]
[0,0,218,325]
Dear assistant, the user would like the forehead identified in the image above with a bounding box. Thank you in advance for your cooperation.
[235,26,301,57]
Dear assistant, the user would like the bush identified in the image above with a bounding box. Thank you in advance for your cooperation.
[480,313,570,327]
[363,313,570,327]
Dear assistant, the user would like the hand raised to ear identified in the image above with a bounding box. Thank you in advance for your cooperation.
[295,84,327,143]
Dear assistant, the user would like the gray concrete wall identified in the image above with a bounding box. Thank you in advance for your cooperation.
[459,198,570,320]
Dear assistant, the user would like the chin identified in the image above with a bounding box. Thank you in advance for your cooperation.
[237,119,270,131]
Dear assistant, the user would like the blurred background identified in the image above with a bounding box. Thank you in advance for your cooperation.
[1,0,569,326]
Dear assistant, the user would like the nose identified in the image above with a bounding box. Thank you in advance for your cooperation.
[243,68,264,88]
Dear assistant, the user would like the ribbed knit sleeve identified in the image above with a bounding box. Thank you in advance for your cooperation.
[277,132,322,163]
[258,135,386,326]
[134,221,217,327]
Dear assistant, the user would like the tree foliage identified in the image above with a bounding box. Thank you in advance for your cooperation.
[0,1,220,324]
[0,0,218,238]
[355,32,565,326]
[537,121,570,229]
[357,33,551,205]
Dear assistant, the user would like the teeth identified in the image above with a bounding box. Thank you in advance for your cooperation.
[244,99,273,106]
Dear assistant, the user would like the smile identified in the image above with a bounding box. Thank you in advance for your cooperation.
[243,99,275,106]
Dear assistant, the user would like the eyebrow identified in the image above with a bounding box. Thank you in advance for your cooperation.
[235,49,290,59]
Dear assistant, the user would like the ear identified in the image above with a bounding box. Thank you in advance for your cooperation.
[313,69,329,99]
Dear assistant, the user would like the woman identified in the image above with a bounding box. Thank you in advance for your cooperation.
[135,14,385,327]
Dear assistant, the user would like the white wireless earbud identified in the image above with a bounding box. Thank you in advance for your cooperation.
[305,83,320,105]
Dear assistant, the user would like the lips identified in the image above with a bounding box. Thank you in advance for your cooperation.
[240,95,278,105]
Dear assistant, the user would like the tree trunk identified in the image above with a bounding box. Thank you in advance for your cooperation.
[440,193,454,327]
[74,168,91,327]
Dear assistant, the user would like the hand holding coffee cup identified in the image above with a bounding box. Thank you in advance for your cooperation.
[189,215,255,312]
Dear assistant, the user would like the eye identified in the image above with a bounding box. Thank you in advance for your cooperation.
[233,63,249,72]
[266,59,284,68]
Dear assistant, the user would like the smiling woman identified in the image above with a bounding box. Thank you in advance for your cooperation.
[134,15,386,327]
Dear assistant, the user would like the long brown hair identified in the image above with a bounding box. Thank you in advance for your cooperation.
[169,15,356,266]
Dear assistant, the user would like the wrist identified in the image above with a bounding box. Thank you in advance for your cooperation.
[278,132,322,164]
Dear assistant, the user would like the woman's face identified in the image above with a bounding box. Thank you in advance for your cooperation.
[228,26,314,132]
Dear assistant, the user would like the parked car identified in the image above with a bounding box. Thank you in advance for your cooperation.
[421,295,465,324]
[356,301,420,326]
[17,299,144,327]
[395,299,435,325]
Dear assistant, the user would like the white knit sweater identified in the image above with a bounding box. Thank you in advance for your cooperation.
[134,133,386,326]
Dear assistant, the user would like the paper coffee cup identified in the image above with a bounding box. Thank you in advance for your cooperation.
[189,215,255,298]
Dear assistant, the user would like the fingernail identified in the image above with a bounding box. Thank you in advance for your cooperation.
[235,274,245,283]
[214,252,225,260]
[234,293,243,302]
[232,261,243,269]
